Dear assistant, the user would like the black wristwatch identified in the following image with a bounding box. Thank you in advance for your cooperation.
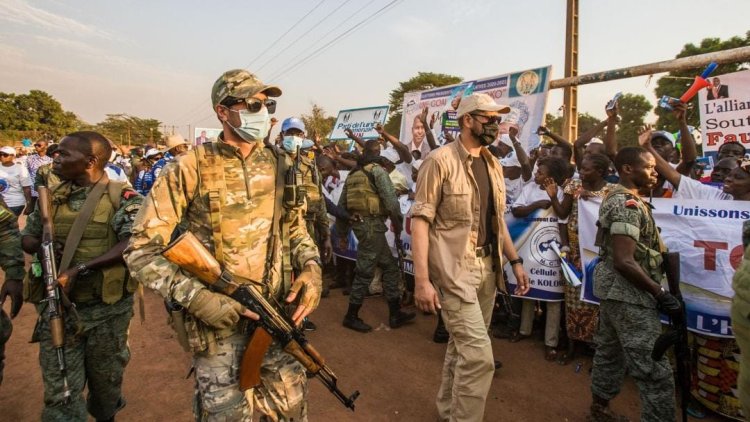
[509,257,524,267]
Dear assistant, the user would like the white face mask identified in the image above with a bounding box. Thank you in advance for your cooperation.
[225,107,270,142]
[282,136,314,153]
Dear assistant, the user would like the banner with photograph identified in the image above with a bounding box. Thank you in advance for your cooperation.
[699,69,750,157]
[578,197,749,338]
[329,105,389,141]
[194,127,222,146]
[399,66,551,153]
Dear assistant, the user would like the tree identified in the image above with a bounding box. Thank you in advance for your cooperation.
[615,93,652,147]
[654,31,750,130]
[299,103,336,142]
[95,114,161,147]
[384,72,462,135]
[0,90,82,138]
[543,112,601,141]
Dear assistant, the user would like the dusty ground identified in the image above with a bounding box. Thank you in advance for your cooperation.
[0,286,722,421]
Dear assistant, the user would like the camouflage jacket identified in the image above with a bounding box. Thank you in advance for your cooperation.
[595,184,664,307]
[124,139,319,309]
[295,153,328,237]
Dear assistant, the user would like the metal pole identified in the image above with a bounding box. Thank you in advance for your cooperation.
[562,0,579,142]
[550,46,750,89]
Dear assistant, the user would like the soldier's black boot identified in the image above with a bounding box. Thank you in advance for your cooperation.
[388,300,415,329]
[343,304,372,333]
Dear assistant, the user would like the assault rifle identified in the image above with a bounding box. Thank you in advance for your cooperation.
[651,252,690,422]
[162,231,359,411]
[38,186,72,404]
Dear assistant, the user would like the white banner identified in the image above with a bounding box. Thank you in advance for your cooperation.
[399,66,550,153]
[329,105,389,141]
[578,197,750,337]
[699,69,750,157]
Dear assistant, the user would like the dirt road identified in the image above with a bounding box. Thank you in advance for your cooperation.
[0,287,715,421]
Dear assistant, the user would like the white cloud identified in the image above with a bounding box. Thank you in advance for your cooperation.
[0,0,112,39]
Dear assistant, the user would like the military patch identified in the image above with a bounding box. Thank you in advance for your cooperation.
[122,189,138,200]
[624,199,638,209]
[124,204,139,214]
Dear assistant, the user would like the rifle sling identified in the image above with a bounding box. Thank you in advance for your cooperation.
[57,175,110,274]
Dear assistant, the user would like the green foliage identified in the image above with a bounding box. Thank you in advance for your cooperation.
[0,90,83,141]
[384,72,462,135]
[654,31,750,130]
[95,114,162,146]
[543,112,603,141]
[300,103,336,143]
[616,94,652,147]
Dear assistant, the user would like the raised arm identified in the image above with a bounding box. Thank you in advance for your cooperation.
[671,102,696,176]
[509,127,532,181]
[420,107,439,150]
[376,124,412,164]
[344,128,367,149]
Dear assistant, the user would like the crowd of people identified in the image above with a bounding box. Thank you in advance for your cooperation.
[0,67,748,422]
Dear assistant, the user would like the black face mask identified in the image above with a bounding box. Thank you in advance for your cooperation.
[472,122,499,146]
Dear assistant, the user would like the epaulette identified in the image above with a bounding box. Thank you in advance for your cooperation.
[122,189,138,200]
[624,199,638,209]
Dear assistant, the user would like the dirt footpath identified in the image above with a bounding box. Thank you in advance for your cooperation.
[0,288,718,421]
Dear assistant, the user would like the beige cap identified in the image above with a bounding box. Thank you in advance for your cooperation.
[0,146,15,156]
[165,134,187,149]
[455,93,511,118]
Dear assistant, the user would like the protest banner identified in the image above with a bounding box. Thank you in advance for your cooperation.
[329,105,389,142]
[699,69,750,157]
[399,66,551,153]
[578,197,749,338]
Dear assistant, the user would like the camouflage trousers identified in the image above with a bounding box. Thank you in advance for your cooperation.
[591,300,675,422]
[0,228,25,282]
[350,221,400,305]
[731,301,750,418]
[193,331,308,422]
[0,309,11,385]
[36,295,134,422]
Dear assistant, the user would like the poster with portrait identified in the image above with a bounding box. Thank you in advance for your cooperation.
[699,69,750,158]
[193,127,222,146]
[399,66,551,154]
[329,105,390,142]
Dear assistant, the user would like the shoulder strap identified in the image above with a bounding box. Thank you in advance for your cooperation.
[58,176,110,273]
[195,142,226,265]
[107,181,124,209]
[264,145,292,290]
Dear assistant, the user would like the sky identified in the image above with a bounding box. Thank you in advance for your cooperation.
[1,0,748,140]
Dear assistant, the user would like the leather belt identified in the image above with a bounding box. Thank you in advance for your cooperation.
[476,244,493,258]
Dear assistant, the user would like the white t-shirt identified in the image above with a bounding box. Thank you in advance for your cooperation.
[511,181,567,223]
[674,175,730,200]
[0,163,31,207]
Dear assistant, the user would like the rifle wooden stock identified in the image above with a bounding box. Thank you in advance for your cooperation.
[239,328,272,390]
[163,231,359,411]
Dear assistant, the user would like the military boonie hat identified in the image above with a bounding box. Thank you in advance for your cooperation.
[211,69,282,108]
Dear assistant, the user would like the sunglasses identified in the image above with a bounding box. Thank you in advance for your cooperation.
[470,113,501,124]
[221,97,277,114]
[34,143,45,148]
[0,153,12,157]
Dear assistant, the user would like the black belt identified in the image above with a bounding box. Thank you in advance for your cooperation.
[476,244,493,258]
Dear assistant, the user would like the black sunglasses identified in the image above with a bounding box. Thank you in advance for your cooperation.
[222,97,277,114]
[470,113,501,124]
[0,153,12,157]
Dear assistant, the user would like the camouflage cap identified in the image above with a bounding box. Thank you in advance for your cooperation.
[211,69,282,108]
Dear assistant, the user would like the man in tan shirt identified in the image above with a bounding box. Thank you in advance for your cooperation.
[412,93,531,422]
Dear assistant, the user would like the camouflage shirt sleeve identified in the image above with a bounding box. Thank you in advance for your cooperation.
[284,155,320,270]
[123,156,206,306]
[111,188,143,241]
[599,193,642,242]
[335,179,351,237]
[313,167,329,239]
[21,202,42,239]
[372,165,403,224]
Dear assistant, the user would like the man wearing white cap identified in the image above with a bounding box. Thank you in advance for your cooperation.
[151,134,189,179]
[412,93,531,421]
[134,149,162,196]
[0,146,32,216]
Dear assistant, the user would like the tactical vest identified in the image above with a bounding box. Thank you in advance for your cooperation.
[345,163,385,217]
[596,187,666,284]
[27,183,132,304]
[299,158,322,217]
[194,142,292,293]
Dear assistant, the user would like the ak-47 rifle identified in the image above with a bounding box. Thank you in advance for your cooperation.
[38,186,72,404]
[651,252,690,422]
[162,231,359,411]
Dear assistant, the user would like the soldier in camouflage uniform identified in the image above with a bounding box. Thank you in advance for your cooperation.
[21,131,142,422]
[732,219,750,417]
[589,146,682,422]
[336,148,414,333]
[124,69,321,422]
[0,194,26,386]
[279,117,333,264]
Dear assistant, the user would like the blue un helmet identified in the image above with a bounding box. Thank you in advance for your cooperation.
[281,117,306,135]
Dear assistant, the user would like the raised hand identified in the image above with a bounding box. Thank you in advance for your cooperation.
[638,124,654,148]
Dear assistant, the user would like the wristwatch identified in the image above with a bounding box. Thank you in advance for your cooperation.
[509,257,524,267]
[75,262,89,275]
